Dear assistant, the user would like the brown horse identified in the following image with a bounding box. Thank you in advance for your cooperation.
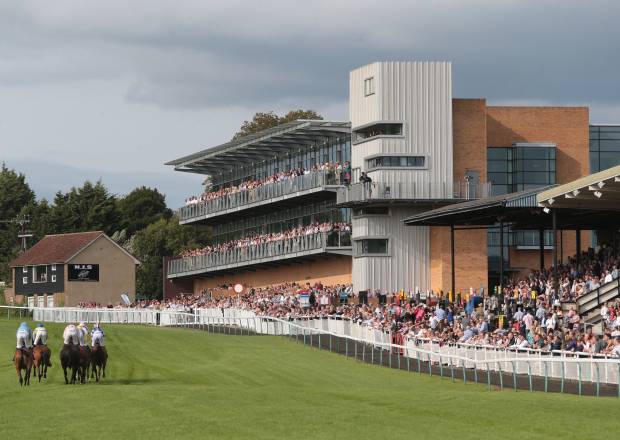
[60,344,80,385]
[33,345,52,382]
[78,346,91,383]
[13,348,33,386]
[90,343,108,382]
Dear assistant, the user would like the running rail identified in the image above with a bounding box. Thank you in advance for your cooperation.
[2,305,619,396]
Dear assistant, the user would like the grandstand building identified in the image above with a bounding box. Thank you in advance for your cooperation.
[165,61,618,297]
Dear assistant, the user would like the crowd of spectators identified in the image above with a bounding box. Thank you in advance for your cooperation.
[179,222,351,258]
[185,162,352,206]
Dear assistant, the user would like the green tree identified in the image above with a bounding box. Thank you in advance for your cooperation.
[118,186,172,236]
[131,217,210,299]
[232,109,323,140]
[0,163,36,283]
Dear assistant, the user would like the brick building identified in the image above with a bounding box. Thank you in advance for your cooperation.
[164,61,618,297]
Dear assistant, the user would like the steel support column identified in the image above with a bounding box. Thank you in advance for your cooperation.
[450,224,455,300]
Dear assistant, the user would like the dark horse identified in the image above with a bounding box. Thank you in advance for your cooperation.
[32,345,52,382]
[60,344,80,385]
[78,346,91,383]
[13,348,33,386]
[90,343,108,382]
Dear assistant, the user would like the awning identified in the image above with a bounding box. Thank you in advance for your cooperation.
[537,164,620,210]
[165,120,351,175]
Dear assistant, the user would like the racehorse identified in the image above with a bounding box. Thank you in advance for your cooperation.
[60,344,80,385]
[13,348,33,386]
[32,345,52,382]
[90,343,108,382]
[78,346,91,383]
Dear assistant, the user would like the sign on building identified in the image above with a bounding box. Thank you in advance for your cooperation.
[68,264,99,282]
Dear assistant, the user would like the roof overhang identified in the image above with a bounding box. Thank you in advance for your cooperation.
[537,164,620,211]
[165,120,351,175]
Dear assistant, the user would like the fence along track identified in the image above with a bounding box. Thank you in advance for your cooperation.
[3,305,619,397]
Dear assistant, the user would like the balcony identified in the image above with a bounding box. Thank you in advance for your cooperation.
[178,171,344,225]
[167,231,352,278]
[337,181,492,206]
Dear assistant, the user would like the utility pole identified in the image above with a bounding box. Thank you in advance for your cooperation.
[0,216,32,252]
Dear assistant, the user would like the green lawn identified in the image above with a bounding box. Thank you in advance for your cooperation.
[0,318,618,440]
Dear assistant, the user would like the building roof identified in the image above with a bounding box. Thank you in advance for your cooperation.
[165,120,351,175]
[403,187,550,227]
[10,231,140,267]
[537,164,620,211]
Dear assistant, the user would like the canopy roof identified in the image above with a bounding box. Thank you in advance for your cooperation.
[165,120,351,175]
[404,184,620,230]
[537,164,620,210]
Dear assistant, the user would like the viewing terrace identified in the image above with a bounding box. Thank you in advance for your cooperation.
[337,180,492,206]
[167,231,352,278]
[166,120,351,225]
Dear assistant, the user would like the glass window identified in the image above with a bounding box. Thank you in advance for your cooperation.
[599,140,620,150]
[355,239,388,255]
[599,152,620,171]
[487,148,508,160]
[33,265,48,283]
[364,77,375,96]
[366,156,425,169]
[353,123,403,143]
[487,161,508,172]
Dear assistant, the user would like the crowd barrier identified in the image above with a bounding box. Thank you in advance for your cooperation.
[2,305,618,395]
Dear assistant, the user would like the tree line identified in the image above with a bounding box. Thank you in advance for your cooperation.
[0,163,210,299]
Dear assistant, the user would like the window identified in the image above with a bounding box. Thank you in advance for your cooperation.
[353,207,389,216]
[33,265,48,283]
[23,277,28,285]
[355,239,388,255]
[364,77,374,96]
[22,267,27,274]
[51,264,57,272]
[51,275,57,283]
[366,156,425,169]
[353,123,403,143]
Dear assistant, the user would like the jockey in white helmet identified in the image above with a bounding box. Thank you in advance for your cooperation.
[16,322,33,349]
[32,323,48,346]
[77,321,89,347]
[63,324,79,346]
[91,324,105,347]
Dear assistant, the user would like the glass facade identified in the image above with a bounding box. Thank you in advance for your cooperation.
[590,125,620,172]
[487,144,557,289]
[210,137,351,190]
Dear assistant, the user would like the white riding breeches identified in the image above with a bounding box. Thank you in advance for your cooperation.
[33,331,47,345]
[16,331,32,349]
[91,332,105,347]
[63,329,78,345]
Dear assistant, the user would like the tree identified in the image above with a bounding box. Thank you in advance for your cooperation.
[232,109,323,140]
[0,164,36,283]
[131,217,210,299]
[117,186,172,236]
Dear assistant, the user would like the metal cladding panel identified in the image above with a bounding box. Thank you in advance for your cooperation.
[350,61,453,198]
[352,207,429,293]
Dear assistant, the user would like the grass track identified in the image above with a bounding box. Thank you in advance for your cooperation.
[0,318,618,439]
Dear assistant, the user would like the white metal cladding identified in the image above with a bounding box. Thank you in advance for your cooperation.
[349,61,453,199]
[352,207,429,293]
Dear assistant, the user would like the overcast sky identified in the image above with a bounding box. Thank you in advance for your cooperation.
[1,0,619,207]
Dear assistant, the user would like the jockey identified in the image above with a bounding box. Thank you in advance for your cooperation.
[32,323,48,346]
[16,322,33,350]
[77,321,89,347]
[63,324,79,346]
[91,324,105,347]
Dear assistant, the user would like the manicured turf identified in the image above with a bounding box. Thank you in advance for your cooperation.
[0,318,618,439]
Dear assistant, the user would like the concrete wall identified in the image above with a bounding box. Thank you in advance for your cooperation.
[64,235,137,306]
[191,255,352,293]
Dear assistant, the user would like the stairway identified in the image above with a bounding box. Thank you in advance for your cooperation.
[576,278,620,334]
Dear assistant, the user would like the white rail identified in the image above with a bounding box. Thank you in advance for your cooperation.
[2,305,618,389]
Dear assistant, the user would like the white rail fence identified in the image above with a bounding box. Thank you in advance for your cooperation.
[2,305,619,392]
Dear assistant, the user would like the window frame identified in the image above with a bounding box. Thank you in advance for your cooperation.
[352,121,405,145]
[365,154,428,171]
[353,237,390,257]
[22,277,28,285]
[364,77,375,97]
[32,265,48,284]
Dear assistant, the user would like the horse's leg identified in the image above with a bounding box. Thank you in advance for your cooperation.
[63,366,68,384]
[17,369,23,386]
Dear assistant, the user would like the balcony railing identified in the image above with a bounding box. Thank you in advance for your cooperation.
[337,181,492,205]
[167,231,352,278]
[178,170,343,224]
